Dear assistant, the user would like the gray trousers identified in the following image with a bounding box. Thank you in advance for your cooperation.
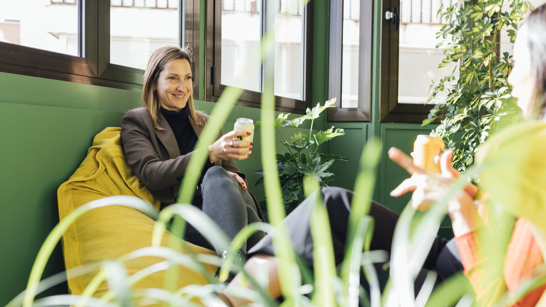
[184,166,265,255]
[248,187,463,294]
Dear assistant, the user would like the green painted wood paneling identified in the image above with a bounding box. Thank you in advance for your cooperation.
[379,124,433,212]
[0,71,141,304]
[327,124,368,191]
[379,124,452,232]
[310,0,329,128]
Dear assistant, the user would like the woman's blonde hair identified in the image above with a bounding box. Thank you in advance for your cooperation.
[524,4,546,119]
[142,46,206,130]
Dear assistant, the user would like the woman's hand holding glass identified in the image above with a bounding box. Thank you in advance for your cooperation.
[388,147,483,237]
[208,130,253,163]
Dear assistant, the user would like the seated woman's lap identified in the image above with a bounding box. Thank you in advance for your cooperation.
[248,187,462,293]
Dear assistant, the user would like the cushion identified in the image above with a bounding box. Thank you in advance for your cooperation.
[57,127,217,299]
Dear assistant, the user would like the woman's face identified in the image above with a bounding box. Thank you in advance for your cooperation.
[508,25,536,119]
[156,59,193,112]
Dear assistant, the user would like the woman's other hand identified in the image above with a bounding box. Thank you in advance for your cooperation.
[388,147,482,236]
[209,130,253,163]
[389,148,479,201]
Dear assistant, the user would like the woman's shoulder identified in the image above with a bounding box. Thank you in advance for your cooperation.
[124,107,149,119]
[122,107,154,133]
[123,107,153,124]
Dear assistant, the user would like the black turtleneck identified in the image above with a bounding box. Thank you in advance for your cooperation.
[160,106,198,156]
[160,106,213,207]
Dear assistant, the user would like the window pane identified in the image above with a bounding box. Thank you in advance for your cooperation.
[398,0,456,104]
[0,0,78,56]
[110,1,179,70]
[221,0,261,92]
[341,0,360,108]
[274,0,304,100]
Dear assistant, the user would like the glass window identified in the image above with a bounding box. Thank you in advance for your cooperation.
[328,0,371,121]
[0,0,79,56]
[110,0,180,70]
[398,0,457,104]
[0,0,197,90]
[274,0,305,100]
[211,0,310,111]
[341,0,360,108]
[221,0,262,92]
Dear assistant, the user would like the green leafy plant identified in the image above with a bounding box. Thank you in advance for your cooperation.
[254,98,348,214]
[423,0,531,172]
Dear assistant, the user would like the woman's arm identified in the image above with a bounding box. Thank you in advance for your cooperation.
[121,109,253,191]
[389,147,508,305]
[121,109,199,191]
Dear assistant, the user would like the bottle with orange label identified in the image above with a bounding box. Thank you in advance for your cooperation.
[413,135,445,173]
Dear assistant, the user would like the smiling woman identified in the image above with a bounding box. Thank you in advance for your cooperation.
[120,46,265,263]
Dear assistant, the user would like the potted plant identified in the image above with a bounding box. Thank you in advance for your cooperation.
[254,98,348,215]
[423,0,532,172]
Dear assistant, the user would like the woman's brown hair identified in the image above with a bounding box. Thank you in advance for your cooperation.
[142,46,207,130]
[525,4,546,118]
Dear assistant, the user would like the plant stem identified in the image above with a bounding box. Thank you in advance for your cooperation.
[489,30,497,91]
[308,119,314,157]
[277,127,294,155]
[489,59,493,90]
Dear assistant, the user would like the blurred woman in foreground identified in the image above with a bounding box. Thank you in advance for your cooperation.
[389,3,546,306]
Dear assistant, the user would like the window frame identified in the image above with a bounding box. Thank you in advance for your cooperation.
[0,0,198,93]
[379,0,444,123]
[205,0,313,114]
[327,0,372,122]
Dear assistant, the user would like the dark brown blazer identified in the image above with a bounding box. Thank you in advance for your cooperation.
[120,107,264,221]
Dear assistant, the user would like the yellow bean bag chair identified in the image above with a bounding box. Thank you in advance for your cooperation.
[57,127,217,300]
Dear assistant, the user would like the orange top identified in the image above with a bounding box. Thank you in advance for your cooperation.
[456,218,544,306]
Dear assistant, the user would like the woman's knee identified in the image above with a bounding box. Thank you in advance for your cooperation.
[202,166,233,188]
[203,165,228,180]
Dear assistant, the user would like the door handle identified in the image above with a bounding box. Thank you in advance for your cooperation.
[385,7,399,31]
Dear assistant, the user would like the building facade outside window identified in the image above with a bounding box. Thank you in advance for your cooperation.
[206,0,313,113]
[0,0,198,91]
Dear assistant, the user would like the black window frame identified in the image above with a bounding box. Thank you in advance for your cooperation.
[0,0,199,93]
[379,0,443,123]
[328,0,373,122]
[327,0,445,123]
[205,0,313,114]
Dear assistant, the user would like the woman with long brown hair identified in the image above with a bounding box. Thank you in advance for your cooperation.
[121,46,265,261]
[389,4,546,306]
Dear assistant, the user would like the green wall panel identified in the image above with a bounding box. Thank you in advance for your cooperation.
[0,71,144,305]
[379,124,431,213]
[327,125,368,191]
[0,104,134,305]
[0,72,141,113]
[379,124,452,235]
